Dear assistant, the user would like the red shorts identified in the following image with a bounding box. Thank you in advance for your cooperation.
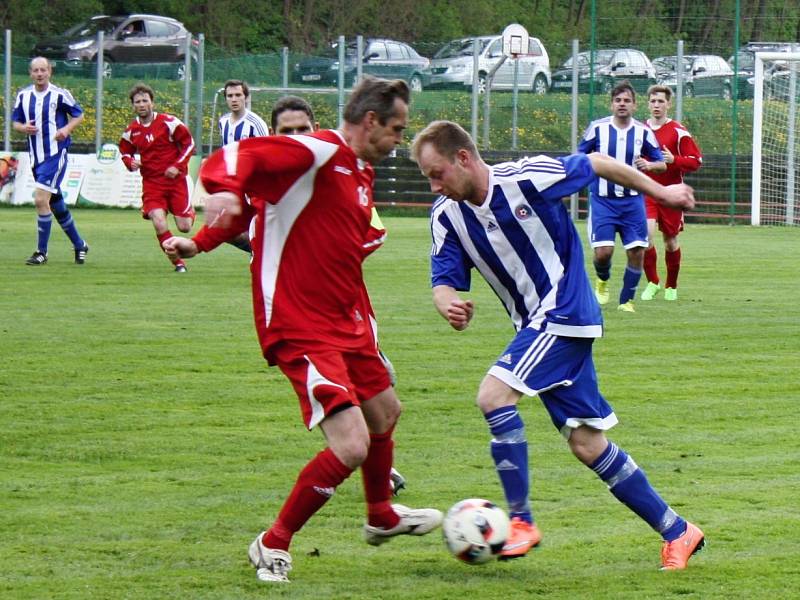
[645,196,684,238]
[141,176,195,220]
[272,341,392,430]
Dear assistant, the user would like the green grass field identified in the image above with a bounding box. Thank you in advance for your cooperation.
[1,207,799,599]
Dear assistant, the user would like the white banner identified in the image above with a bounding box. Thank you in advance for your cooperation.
[2,146,205,209]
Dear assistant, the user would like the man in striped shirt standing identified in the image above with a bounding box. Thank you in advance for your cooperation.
[218,80,269,146]
[12,57,89,266]
[412,120,704,570]
[579,81,666,312]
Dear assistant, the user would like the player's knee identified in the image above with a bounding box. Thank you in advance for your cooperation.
[475,377,516,414]
[567,427,607,465]
[176,220,192,233]
[333,436,370,468]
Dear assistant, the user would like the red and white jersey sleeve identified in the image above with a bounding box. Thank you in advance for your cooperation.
[119,112,195,179]
[199,130,384,361]
[646,119,702,186]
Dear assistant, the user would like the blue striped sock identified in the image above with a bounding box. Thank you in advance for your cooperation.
[37,213,53,254]
[591,442,685,541]
[485,406,532,523]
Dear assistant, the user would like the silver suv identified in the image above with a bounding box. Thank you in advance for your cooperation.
[425,35,551,94]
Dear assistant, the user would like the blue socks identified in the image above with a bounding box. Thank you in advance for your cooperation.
[619,266,642,304]
[37,213,53,254]
[591,442,686,541]
[50,195,85,249]
[485,406,532,523]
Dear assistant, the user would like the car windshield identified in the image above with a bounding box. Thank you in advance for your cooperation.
[562,50,615,69]
[654,57,692,72]
[321,42,359,59]
[434,38,491,59]
[62,17,123,38]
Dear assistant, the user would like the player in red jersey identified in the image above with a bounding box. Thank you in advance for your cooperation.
[635,85,702,301]
[162,78,442,583]
[119,83,196,272]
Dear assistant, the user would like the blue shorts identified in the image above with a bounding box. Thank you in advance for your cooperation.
[32,149,68,194]
[488,329,618,438]
[588,193,648,249]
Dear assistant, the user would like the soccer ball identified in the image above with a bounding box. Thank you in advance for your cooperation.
[442,498,510,564]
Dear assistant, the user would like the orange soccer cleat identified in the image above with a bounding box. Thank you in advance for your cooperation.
[660,521,705,570]
[499,517,542,560]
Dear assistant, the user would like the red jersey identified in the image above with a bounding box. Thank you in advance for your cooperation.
[196,130,386,362]
[645,118,702,186]
[119,112,195,179]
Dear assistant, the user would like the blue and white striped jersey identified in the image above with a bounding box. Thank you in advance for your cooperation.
[12,83,83,167]
[218,110,269,145]
[578,116,662,198]
[430,153,603,337]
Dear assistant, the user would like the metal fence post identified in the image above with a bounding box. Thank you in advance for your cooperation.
[511,58,519,150]
[676,39,684,122]
[95,31,104,152]
[337,35,345,127]
[282,47,289,89]
[471,38,479,143]
[195,33,205,156]
[570,39,579,220]
[4,30,11,152]
[183,35,191,124]
[356,36,364,85]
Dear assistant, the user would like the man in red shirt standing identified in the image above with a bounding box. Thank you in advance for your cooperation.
[163,78,441,584]
[636,85,702,301]
[119,83,195,272]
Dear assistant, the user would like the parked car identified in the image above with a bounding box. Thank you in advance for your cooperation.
[291,38,429,90]
[728,41,799,98]
[763,63,800,101]
[550,49,656,95]
[653,54,734,99]
[425,35,551,94]
[33,14,197,79]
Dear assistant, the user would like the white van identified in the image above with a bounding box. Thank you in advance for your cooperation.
[426,35,551,94]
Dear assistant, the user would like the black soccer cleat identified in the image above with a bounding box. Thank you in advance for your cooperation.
[25,251,48,265]
[74,243,89,264]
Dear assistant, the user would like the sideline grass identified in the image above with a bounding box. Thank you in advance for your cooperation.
[1,207,799,599]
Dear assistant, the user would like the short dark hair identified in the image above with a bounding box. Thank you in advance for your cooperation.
[611,80,636,101]
[343,76,410,125]
[647,84,673,102]
[270,95,315,131]
[129,83,155,103]
[410,120,478,164]
[224,79,249,98]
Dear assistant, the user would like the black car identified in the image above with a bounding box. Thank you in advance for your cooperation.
[292,38,429,91]
[33,14,196,79]
[550,49,656,95]
[653,55,734,99]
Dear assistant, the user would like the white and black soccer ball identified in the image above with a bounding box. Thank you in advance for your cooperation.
[442,498,510,565]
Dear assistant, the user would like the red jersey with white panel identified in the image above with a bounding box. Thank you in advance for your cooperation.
[196,130,385,362]
[119,112,195,180]
[645,118,702,185]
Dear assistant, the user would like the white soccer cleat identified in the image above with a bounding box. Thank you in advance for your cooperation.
[248,531,293,583]
[363,503,443,546]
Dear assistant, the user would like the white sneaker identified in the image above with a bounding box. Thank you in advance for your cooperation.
[248,531,292,583]
[389,467,406,495]
[363,503,443,546]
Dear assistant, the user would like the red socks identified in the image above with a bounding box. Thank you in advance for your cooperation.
[262,448,353,550]
[361,429,400,529]
[665,248,681,289]
[643,246,659,285]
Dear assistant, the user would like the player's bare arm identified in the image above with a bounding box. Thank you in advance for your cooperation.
[203,191,243,229]
[587,153,694,210]
[433,284,474,331]
[633,156,667,173]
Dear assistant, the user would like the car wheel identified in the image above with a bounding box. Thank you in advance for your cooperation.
[684,84,694,98]
[409,74,423,92]
[478,73,487,94]
[532,74,548,95]
[721,85,731,100]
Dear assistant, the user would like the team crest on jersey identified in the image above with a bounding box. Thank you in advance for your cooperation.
[514,204,533,220]
[50,102,57,110]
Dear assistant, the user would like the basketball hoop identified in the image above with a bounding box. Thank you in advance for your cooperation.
[502,23,530,59]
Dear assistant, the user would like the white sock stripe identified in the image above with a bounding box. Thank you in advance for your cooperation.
[592,442,619,475]
[515,333,557,381]
[486,409,519,427]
